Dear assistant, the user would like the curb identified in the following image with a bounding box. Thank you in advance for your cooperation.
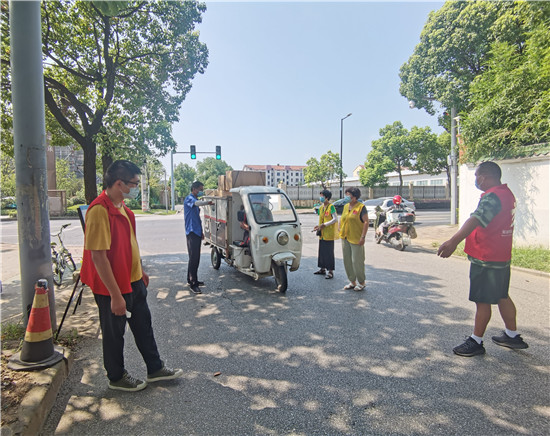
[4,347,73,436]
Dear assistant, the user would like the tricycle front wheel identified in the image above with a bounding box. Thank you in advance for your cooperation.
[211,247,221,270]
[271,261,287,293]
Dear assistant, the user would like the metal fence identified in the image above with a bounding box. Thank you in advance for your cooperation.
[285,184,450,204]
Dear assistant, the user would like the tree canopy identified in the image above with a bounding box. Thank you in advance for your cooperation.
[399,1,513,114]
[195,157,232,190]
[1,0,208,203]
[174,162,196,200]
[303,151,343,189]
[400,1,549,162]
[359,121,440,193]
[460,2,550,161]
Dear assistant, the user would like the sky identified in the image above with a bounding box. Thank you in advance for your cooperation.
[162,1,446,177]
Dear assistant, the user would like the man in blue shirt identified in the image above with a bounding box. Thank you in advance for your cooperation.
[184,181,213,294]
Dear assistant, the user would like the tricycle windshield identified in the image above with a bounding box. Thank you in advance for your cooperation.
[248,193,297,224]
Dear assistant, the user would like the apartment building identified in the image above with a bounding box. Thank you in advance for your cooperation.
[243,164,306,187]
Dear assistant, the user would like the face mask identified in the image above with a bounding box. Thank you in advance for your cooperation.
[475,176,483,191]
[320,196,325,203]
[123,186,140,200]
[344,195,351,202]
[197,191,204,198]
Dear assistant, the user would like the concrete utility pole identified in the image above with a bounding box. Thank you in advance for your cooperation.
[450,107,458,225]
[171,151,175,210]
[10,1,56,327]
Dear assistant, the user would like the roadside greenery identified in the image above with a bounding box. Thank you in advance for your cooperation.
[304,151,343,189]
[460,3,550,161]
[56,159,83,198]
[1,0,208,203]
[399,1,550,162]
[443,242,549,273]
[360,122,448,192]
[0,322,25,347]
[195,158,233,190]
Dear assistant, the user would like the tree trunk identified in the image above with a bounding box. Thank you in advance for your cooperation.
[102,154,113,189]
[83,140,98,204]
[398,169,403,196]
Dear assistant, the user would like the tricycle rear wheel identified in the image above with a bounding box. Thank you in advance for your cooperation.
[211,247,221,270]
[271,261,287,293]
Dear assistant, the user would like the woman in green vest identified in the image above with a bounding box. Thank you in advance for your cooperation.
[313,189,339,279]
[339,187,369,291]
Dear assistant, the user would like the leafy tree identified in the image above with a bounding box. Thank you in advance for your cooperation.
[460,2,550,161]
[0,152,15,197]
[399,1,514,114]
[55,158,83,197]
[360,122,415,194]
[303,151,344,189]
[174,163,196,201]
[411,127,448,181]
[195,157,232,189]
[1,0,208,203]
[360,122,440,193]
[140,157,168,205]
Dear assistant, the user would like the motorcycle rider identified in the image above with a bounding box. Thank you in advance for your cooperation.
[376,195,405,237]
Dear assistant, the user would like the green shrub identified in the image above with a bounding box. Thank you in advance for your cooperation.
[124,199,141,210]
[68,196,86,206]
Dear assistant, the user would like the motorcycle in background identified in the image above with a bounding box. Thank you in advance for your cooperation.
[374,195,417,251]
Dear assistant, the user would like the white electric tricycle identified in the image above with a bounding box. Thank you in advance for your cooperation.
[203,186,302,293]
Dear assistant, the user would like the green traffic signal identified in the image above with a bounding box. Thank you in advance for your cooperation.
[215,145,221,160]
[190,145,196,159]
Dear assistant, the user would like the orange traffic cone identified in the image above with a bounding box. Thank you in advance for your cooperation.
[8,279,64,371]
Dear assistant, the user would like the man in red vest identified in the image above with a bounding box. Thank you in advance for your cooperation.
[81,160,183,391]
[438,161,528,357]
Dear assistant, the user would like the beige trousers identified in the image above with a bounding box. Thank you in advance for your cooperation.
[341,238,366,284]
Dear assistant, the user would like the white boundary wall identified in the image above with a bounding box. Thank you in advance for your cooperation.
[459,155,550,248]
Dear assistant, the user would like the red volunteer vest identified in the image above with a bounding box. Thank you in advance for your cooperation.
[80,191,137,296]
[464,184,515,262]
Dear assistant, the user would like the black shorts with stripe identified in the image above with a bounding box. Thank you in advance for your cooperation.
[469,263,511,304]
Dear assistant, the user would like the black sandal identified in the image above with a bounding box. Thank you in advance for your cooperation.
[325,272,333,279]
[313,269,326,275]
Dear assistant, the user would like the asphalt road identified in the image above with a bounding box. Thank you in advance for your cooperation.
[2,212,548,435]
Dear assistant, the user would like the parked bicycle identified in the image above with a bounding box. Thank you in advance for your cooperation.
[51,223,76,286]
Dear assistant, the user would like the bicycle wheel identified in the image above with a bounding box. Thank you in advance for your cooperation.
[64,252,76,272]
[52,260,62,286]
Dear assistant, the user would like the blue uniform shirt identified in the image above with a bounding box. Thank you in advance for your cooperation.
[184,194,202,236]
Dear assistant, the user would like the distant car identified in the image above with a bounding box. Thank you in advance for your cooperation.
[1,197,17,210]
[314,197,350,215]
[362,198,385,225]
[363,197,416,225]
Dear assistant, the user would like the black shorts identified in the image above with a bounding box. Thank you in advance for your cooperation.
[469,263,511,304]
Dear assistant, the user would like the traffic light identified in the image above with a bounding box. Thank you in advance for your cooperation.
[215,145,221,160]
[190,145,196,159]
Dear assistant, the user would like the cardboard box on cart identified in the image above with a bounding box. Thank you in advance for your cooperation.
[225,171,265,188]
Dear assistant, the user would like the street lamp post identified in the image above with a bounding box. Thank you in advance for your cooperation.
[408,100,457,225]
[339,113,352,199]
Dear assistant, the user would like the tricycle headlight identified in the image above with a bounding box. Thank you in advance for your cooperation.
[277,231,289,245]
